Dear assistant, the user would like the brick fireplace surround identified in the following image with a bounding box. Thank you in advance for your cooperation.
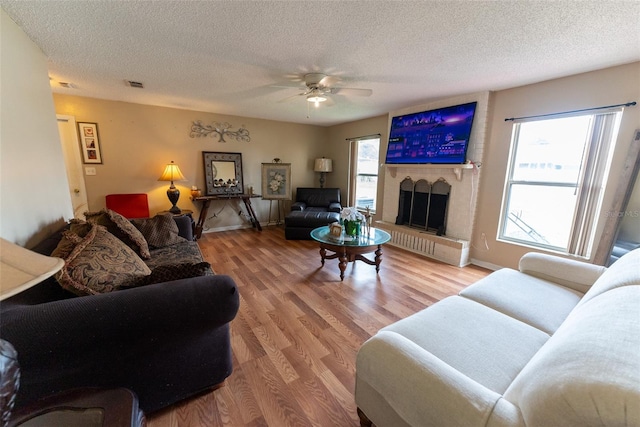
[377,92,490,267]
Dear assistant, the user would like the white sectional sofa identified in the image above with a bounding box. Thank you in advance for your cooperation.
[355,249,640,427]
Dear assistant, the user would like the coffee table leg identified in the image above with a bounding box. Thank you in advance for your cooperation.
[339,248,348,281]
[375,245,383,273]
[319,247,326,266]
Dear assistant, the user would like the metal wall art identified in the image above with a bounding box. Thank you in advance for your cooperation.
[190,121,251,143]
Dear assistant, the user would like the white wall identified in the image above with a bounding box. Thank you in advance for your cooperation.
[0,9,72,246]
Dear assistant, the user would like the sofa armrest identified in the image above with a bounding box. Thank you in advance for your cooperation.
[173,215,194,241]
[0,275,239,369]
[291,202,306,211]
[356,331,521,426]
[519,252,607,294]
[328,202,341,213]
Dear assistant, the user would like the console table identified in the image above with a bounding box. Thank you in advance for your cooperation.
[192,194,262,239]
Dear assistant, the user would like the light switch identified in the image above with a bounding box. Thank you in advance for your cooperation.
[85,167,96,176]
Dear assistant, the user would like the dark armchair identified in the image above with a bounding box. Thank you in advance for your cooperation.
[284,187,342,239]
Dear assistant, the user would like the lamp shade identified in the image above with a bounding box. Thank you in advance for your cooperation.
[0,238,64,301]
[314,158,333,173]
[158,161,187,183]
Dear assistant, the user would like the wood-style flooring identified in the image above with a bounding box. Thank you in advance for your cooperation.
[147,226,490,426]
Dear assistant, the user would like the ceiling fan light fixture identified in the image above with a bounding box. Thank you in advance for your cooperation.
[307,94,327,107]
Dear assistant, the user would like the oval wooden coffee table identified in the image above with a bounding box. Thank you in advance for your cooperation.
[310,226,391,281]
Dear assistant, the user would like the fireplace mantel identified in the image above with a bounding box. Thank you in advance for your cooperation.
[385,163,474,181]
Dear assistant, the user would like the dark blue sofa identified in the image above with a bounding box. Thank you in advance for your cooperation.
[0,216,239,414]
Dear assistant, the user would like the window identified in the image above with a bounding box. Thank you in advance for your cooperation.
[499,110,622,257]
[350,136,380,212]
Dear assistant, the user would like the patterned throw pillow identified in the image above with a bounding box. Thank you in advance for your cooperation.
[121,262,212,289]
[131,213,188,249]
[55,223,151,296]
[85,209,151,259]
[51,219,93,259]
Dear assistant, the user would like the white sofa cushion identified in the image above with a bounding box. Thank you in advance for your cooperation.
[380,296,549,394]
[576,247,640,308]
[356,330,527,427]
[518,252,606,293]
[459,268,583,334]
[505,286,640,427]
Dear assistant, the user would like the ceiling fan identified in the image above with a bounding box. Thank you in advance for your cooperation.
[276,73,373,107]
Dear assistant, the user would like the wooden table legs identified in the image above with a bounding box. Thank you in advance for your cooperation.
[242,197,262,231]
[194,199,212,239]
[318,243,384,281]
[193,195,262,239]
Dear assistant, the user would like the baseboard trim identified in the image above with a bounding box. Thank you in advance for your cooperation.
[469,258,502,271]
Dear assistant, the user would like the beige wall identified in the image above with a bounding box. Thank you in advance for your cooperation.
[53,95,330,230]
[0,10,72,246]
[472,62,640,268]
[326,115,389,219]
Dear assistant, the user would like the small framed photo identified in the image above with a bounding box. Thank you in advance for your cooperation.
[77,122,102,164]
[262,162,291,200]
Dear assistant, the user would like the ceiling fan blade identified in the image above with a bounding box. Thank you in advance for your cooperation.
[270,83,305,89]
[318,75,340,87]
[323,97,336,107]
[330,87,373,97]
[277,92,305,103]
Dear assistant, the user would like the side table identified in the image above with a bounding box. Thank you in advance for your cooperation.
[192,194,262,239]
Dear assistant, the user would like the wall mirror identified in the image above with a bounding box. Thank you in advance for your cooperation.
[203,151,244,195]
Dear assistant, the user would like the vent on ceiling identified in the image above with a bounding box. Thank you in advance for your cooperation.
[125,80,144,89]
[58,82,74,88]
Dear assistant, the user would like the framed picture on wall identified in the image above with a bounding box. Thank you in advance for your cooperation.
[77,122,102,164]
[261,162,291,200]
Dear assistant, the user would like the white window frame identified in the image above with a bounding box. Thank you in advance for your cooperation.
[349,136,380,213]
[498,109,622,257]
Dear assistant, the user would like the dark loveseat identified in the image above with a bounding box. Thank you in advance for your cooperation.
[284,187,342,240]
[0,214,240,414]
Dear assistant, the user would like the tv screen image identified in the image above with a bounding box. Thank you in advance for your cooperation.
[385,102,477,164]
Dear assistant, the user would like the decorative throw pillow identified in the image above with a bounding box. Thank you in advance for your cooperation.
[121,262,212,289]
[85,209,151,259]
[131,213,188,249]
[54,223,151,296]
[51,219,93,259]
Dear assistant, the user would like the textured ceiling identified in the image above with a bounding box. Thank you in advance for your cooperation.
[2,1,639,126]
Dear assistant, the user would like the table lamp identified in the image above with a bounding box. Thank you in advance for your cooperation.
[158,160,187,214]
[0,238,64,301]
[314,158,333,188]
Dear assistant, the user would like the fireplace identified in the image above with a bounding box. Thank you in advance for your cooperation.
[378,92,489,266]
[395,177,451,235]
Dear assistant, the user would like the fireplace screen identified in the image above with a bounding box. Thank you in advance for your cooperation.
[395,177,451,235]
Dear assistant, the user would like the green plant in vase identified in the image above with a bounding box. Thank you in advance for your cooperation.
[340,207,365,237]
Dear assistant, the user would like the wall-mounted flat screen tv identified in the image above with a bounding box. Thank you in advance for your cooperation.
[385,102,477,164]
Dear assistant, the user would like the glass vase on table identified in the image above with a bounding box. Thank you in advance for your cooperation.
[343,220,360,237]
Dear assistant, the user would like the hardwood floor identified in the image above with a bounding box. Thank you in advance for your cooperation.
[147,226,490,427]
